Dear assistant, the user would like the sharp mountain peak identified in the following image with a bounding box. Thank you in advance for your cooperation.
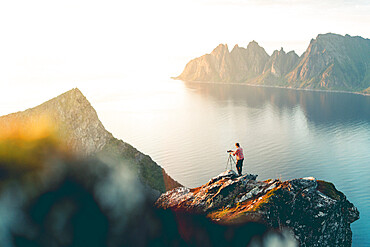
[175,32,370,94]
[0,88,182,192]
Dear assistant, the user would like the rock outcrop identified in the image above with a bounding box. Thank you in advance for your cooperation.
[175,41,269,82]
[175,44,233,82]
[286,33,370,91]
[156,170,359,247]
[174,33,370,93]
[256,48,300,85]
[0,88,112,156]
[230,41,270,81]
[0,88,181,193]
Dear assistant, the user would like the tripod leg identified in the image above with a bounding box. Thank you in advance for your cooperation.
[226,154,233,170]
[225,155,230,169]
[226,154,234,170]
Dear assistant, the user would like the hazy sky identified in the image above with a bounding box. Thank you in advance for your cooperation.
[0,0,369,115]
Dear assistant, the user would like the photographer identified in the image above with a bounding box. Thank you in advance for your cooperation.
[231,143,244,176]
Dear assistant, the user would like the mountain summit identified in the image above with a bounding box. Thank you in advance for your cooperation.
[0,88,113,155]
[174,33,370,94]
[0,88,181,193]
[286,33,370,91]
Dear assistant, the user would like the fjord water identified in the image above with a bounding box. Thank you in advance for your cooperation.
[93,79,370,246]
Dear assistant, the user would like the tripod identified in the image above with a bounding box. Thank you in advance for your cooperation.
[225,153,236,170]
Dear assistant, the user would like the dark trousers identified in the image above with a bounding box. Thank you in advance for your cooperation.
[236,159,244,176]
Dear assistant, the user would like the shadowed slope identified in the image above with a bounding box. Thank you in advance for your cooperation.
[0,88,181,193]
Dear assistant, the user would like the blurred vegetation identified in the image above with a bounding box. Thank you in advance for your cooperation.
[0,114,174,194]
[317,180,344,201]
[98,137,167,193]
[0,117,63,181]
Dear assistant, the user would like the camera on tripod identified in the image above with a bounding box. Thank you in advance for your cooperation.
[225,150,236,170]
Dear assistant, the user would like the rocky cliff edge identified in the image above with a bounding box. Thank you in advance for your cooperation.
[156,170,359,247]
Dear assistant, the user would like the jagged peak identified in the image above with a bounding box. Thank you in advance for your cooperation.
[58,87,84,99]
[271,47,286,57]
[230,44,246,54]
[316,32,343,39]
[287,50,298,56]
[247,40,261,48]
[277,47,286,55]
[316,32,369,42]
[344,33,368,40]
[43,88,89,107]
[231,44,239,51]
[246,40,269,57]
[211,43,229,54]
[313,33,358,44]
[271,49,279,56]
[23,88,100,132]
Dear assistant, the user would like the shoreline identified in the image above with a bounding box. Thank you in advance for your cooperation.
[171,78,370,97]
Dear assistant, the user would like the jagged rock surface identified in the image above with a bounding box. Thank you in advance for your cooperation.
[156,170,359,247]
[175,33,370,93]
[0,88,113,155]
[256,48,300,85]
[286,33,370,91]
[0,88,181,193]
[175,41,269,82]
[230,41,270,81]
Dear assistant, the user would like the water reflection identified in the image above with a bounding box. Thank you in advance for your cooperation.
[183,82,370,126]
[179,81,370,246]
[95,79,369,246]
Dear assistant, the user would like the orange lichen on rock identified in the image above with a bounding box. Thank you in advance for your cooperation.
[208,186,281,224]
[156,172,359,247]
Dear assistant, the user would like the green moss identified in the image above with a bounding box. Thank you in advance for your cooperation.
[0,136,60,180]
[251,187,279,212]
[98,137,166,193]
[317,180,344,201]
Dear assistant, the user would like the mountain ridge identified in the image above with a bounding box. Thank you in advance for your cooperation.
[174,33,370,94]
[0,88,181,193]
[0,88,113,155]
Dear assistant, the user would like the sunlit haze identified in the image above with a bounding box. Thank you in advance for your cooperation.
[1,0,370,115]
[1,2,370,245]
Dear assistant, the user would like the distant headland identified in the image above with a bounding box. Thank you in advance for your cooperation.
[174,33,370,95]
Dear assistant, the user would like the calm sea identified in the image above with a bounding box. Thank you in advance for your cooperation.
[93,79,370,247]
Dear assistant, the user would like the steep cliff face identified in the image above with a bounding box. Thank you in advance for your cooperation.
[156,170,359,247]
[0,88,112,156]
[230,41,270,81]
[175,44,234,82]
[286,33,370,91]
[256,48,300,85]
[0,88,181,193]
[175,33,370,93]
[175,41,269,82]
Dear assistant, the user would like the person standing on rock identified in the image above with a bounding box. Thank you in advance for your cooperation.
[232,143,244,176]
